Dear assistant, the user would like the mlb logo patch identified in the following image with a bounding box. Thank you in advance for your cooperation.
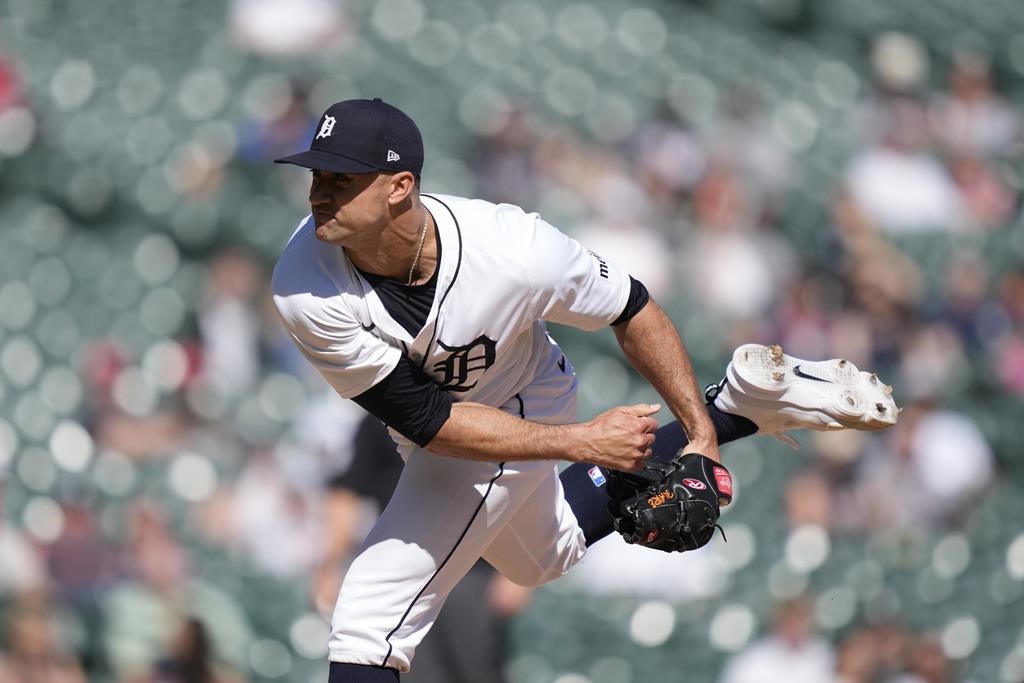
[588,466,606,487]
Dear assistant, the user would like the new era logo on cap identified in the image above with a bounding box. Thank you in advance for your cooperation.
[387,150,400,162]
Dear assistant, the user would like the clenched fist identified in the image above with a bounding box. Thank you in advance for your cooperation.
[574,403,661,472]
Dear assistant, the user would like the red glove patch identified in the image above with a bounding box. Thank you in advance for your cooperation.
[714,467,733,498]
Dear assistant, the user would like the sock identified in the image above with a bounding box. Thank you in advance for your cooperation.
[705,400,758,444]
[328,663,400,682]
[559,400,758,546]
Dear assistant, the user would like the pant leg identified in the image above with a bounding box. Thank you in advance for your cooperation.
[328,450,553,672]
[482,464,587,587]
[331,352,580,673]
[402,562,507,683]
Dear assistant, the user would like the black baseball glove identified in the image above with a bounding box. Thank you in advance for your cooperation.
[607,453,733,553]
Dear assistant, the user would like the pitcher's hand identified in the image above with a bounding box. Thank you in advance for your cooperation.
[574,403,660,472]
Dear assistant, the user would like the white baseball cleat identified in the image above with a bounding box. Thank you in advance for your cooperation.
[710,343,899,445]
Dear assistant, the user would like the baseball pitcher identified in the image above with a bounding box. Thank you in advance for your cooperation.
[271,99,898,682]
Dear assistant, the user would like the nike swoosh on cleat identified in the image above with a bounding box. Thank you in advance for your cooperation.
[792,365,832,383]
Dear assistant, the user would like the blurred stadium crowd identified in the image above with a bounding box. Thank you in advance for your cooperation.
[1,0,1024,682]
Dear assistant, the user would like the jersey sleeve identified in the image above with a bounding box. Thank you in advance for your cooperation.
[352,356,453,447]
[525,215,633,331]
[272,280,401,400]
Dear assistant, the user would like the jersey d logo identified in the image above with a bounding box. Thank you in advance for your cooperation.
[316,115,336,139]
[434,335,497,392]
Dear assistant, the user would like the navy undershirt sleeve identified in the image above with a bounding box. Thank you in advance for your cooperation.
[611,277,650,326]
[352,356,453,448]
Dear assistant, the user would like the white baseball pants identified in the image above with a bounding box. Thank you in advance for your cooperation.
[328,371,586,672]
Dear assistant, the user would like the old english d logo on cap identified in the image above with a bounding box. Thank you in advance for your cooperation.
[316,116,336,139]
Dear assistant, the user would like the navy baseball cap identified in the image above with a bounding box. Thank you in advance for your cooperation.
[275,98,423,176]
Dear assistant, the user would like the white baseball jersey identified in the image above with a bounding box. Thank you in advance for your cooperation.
[272,193,632,452]
[271,193,633,671]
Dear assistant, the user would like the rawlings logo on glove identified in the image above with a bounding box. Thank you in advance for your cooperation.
[607,453,732,553]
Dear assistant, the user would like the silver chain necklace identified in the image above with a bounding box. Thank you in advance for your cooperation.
[406,207,430,285]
